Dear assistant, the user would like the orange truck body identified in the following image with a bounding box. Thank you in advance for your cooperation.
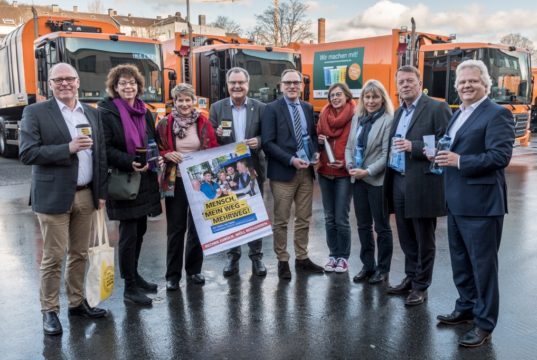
[0,16,166,157]
[297,30,532,146]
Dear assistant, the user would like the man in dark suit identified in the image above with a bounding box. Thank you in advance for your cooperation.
[435,60,514,347]
[385,65,451,305]
[210,67,267,277]
[261,69,323,280]
[19,63,108,336]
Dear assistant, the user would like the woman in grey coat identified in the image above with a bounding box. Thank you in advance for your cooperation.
[345,79,394,285]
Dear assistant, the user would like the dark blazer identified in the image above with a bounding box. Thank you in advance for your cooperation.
[261,97,318,182]
[385,94,451,218]
[98,97,162,221]
[19,98,107,214]
[209,97,266,183]
[444,98,514,216]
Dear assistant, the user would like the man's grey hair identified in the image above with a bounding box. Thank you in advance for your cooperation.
[455,60,492,95]
[48,62,78,78]
[226,67,250,83]
[281,68,302,81]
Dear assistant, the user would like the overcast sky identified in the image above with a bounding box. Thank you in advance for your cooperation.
[27,0,537,47]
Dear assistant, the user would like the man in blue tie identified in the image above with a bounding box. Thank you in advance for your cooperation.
[435,60,514,347]
[261,69,323,280]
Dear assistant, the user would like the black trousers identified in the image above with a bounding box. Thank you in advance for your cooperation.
[393,173,437,291]
[226,178,264,261]
[165,177,203,282]
[118,216,148,285]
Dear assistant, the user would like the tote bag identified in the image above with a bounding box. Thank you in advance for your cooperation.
[85,208,115,308]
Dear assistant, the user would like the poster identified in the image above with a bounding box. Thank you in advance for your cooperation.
[313,47,364,99]
[178,142,273,255]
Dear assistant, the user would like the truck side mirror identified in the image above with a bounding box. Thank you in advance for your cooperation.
[303,75,311,102]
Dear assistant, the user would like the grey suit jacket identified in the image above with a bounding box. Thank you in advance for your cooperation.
[19,98,108,214]
[345,112,393,186]
[209,97,266,182]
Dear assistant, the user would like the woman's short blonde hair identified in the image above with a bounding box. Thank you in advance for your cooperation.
[171,83,196,101]
[356,79,394,117]
[105,64,144,98]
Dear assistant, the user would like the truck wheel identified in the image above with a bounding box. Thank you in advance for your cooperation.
[0,125,18,158]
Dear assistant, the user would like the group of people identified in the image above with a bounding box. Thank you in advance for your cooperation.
[20,59,514,348]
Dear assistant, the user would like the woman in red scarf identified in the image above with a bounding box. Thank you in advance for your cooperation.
[156,83,217,291]
[316,83,355,273]
[99,64,162,306]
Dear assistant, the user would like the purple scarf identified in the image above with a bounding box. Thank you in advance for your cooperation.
[113,97,147,155]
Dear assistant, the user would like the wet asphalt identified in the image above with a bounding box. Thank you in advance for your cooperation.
[1,138,537,360]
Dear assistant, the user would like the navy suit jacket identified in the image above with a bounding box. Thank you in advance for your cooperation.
[261,97,318,181]
[444,98,514,217]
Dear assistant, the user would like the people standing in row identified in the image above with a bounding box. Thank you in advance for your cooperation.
[20,63,108,336]
[156,83,218,291]
[209,67,267,277]
[98,64,162,306]
[435,60,514,347]
[384,65,451,305]
[261,69,323,280]
[316,83,354,273]
[345,80,394,285]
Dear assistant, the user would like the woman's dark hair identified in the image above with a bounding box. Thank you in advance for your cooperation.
[105,64,145,98]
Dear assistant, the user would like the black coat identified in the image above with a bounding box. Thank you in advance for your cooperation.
[98,97,162,221]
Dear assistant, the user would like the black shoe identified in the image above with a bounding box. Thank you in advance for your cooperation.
[188,274,205,285]
[295,258,324,273]
[405,290,428,306]
[43,311,62,336]
[386,276,412,294]
[136,274,158,293]
[278,261,292,280]
[124,287,152,306]
[252,259,267,276]
[458,326,491,348]
[223,258,239,277]
[437,310,474,325]
[353,269,374,282]
[68,299,107,318]
[368,271,389,284]
[166,280,179,291]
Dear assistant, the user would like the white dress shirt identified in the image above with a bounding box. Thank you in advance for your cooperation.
[230,97,248,142]
[448,96,488,140]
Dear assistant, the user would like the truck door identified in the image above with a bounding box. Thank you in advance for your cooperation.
[35,40,59,99]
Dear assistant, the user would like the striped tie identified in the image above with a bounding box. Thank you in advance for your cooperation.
[290,103,305,151]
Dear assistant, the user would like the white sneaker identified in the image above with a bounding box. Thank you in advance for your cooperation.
[324,257,337,272]
[335,258,349,273]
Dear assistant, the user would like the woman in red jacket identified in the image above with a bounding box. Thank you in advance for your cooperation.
[156,83,217,291]
[316,83,355,273]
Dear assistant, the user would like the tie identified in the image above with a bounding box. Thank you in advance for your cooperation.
[290,103,305,151]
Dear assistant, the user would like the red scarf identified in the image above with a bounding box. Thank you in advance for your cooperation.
[317,101,355,138]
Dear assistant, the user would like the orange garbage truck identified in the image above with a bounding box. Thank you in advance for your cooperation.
[0,15,167,158]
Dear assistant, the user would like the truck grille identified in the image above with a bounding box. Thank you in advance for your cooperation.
[514,113,529,138]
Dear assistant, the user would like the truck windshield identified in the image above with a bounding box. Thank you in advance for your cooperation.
[64,38,163,103]
[234,49,298,103]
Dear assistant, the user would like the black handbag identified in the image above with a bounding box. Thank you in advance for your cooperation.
[107,168,141,200]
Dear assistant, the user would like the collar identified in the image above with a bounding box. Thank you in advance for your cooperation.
[284,97,300,106]
[55,97,84,113]
[460,96,488,112]
[400,93,422,111]
[229,97,248,108]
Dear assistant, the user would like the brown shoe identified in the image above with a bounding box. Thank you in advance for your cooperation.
[405,290,428,306]
[386,276,412,294]
[278,261,292,280]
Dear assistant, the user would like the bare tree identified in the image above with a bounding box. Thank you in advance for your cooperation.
[253,0,313,46]
[211,16,242,36]
[500,33,536,57]
[87,0,105,14]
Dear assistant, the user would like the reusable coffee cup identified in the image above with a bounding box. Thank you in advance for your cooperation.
[75,124,92,138]
[423,135,436,157]
[135,147,147,166]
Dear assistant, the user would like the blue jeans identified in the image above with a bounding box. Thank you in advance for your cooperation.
[318,175,352,259]
[353,180,393,273]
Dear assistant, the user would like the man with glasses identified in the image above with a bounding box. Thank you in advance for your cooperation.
[209,67,267,277]
[19,63,108,336]
[261,69,323,280]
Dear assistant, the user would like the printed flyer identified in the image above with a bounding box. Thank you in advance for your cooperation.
[178,142,272,255]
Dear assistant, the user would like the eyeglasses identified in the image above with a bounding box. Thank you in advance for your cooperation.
[228,81,247,86]
[50,77,78,85]
[281,81,301,87]
[329,91,344,99]
[117,80,137,87]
